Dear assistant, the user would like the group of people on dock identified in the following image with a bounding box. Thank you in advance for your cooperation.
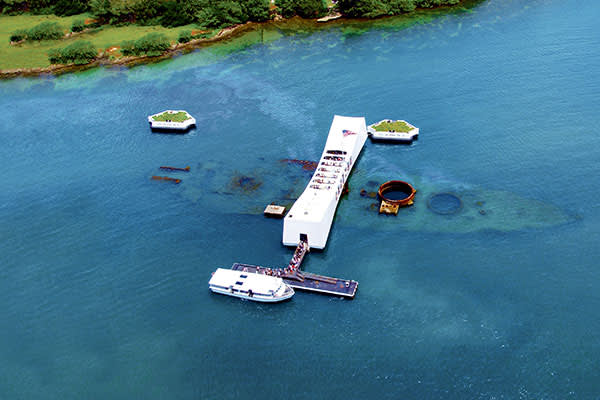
[257,266,289,278]
[247,240,308,278]
[288,240,308,271]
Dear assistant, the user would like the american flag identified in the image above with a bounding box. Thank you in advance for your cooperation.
[342,129,357,137]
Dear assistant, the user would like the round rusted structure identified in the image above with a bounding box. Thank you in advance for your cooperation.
[378,180,416,206]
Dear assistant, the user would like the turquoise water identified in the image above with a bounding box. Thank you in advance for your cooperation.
[2,0,600,398]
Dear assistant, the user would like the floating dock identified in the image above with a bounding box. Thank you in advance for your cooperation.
[264,204,286,218]
[231,263,358,298]
[230,240,358,298]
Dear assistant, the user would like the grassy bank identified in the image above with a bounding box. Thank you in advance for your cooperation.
[0,14,203,70]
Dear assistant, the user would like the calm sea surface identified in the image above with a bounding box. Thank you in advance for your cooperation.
[1,0,600,398]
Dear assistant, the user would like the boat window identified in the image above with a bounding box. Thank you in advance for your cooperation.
[235,281,244,285]
[240,274,248,278]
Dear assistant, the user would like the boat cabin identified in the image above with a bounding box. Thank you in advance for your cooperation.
[208,268,294,302]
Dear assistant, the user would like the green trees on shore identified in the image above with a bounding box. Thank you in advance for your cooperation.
[70,18,85,32]
[121,32,170,56]
[0,0,84,15]
[77,0,273,27]
[45,31,173,65]
[276,0,327,18]
[336,0,460,18]
[193,0,270,28]
[48,40,96,64]
[2,0,467,29]
[9,21,64,42]
[27,20,63,39]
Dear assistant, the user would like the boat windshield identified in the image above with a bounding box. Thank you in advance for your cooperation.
[275,284,287,296]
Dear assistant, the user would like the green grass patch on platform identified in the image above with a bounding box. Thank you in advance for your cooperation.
[373,120,413,132]
[152,111,191,122]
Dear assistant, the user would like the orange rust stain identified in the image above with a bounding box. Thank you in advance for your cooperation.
[280,159,317,171]
[151,176,181,184]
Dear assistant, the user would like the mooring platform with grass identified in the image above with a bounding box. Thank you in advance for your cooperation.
[368,119,419,142]
[148,110,196,131]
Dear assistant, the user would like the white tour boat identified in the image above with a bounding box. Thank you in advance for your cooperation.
[208,268,294,302]
[282,115,368,249]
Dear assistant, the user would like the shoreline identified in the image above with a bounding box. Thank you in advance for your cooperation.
[0,2,483,80]
[0,21,258,79]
